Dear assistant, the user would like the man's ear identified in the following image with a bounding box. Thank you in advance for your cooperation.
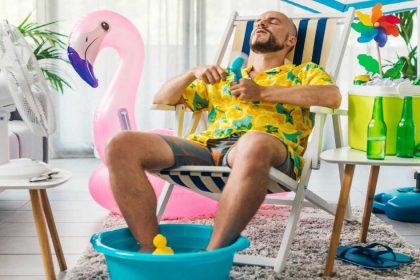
[286,35,297,50]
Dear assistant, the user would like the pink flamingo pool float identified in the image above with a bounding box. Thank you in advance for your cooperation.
[67,10,217,218]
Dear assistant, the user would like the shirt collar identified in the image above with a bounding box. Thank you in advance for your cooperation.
[244,64,296,78]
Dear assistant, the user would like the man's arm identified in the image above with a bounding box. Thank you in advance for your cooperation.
[153,65,226,105]
[261,84,341,109]
[230,79,341,109]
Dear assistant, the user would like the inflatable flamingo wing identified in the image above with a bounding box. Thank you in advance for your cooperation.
[68,10,144,161]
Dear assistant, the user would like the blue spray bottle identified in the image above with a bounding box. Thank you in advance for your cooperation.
[227,56,244,82]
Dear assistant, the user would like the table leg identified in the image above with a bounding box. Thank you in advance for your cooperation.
[29,190,55,280]
[360,165,380,243]
[324,164,355,277]
[40,189,67,271]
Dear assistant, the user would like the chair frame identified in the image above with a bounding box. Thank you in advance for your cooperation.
[150,8,355,273]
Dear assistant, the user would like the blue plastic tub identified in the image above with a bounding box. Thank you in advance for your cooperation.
[91,224,250,280]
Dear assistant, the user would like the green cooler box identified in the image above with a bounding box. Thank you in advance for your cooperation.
[348,85,420,155]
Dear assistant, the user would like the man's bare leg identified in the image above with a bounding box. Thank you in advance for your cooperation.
[106,131,175,251]
[207,132,288,249]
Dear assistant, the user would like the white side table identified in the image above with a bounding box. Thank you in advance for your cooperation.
[320,147,420,276]
[0,168,72,280]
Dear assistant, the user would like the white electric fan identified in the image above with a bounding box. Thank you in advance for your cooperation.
[0,21,55,179]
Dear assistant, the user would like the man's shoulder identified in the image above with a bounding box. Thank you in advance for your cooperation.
[292,62,326,72]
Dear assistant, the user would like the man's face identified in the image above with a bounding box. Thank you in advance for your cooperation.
[250,11,292,54]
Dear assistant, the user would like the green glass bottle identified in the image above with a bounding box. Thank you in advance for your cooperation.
[396,96,415,158]
[367,96,386,160]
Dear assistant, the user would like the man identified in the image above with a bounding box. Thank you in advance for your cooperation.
[106,11,341,252]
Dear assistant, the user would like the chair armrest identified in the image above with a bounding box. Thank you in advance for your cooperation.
[150,104,192,112]
[151,104,348,115]
[150,104,194,137]
[310,106,347,116]
[150,104,175,111]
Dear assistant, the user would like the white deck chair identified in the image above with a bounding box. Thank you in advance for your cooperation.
[151,9,355,273]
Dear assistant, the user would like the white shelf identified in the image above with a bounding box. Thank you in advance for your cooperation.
[0,168,72,190]
[321,147,420,166]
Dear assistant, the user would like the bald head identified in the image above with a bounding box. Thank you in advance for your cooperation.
[261,11,296,36]
[250,11,297,54]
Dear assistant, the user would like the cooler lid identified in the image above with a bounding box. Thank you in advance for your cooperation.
[350,84,420,97]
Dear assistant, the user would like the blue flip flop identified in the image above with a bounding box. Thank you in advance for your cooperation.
[336,245,400,270]
[364,243,413,264]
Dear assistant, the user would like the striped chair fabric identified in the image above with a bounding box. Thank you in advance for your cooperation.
[157,169,289,194]
[230,17,337,67]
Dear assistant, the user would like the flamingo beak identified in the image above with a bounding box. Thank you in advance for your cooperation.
[68,44,98,88]
[68,24,108,88]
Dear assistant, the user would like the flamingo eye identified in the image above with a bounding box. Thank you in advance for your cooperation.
[101,22,110,32]
[85,37,88,42]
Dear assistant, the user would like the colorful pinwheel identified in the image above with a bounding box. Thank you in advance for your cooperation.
[351,3,400,48]
[352,3,402,79]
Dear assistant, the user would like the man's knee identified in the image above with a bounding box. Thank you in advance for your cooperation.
[235,132,277,165]
[106,132,175,170]
[106,131,147,165]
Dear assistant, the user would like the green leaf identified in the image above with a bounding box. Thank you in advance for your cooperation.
[383,57,406,80]
[408,46,417,60]
[357,54,380,74]
[42,69,72,94]
[396,11,415,46]
[17,13,32,30]
[15,13,71,93]
[414,76,420,86]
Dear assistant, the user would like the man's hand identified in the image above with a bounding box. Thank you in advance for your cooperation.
[192,65,226,84]
[230,78,263,101]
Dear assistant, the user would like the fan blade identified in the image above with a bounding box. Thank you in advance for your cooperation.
[0,22,56,136]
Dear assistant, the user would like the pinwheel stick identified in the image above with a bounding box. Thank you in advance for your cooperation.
[376,43,384,77]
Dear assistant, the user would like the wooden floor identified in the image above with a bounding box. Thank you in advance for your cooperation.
[0,158,419,279]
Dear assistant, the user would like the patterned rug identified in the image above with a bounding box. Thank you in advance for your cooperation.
[67,206,420,279]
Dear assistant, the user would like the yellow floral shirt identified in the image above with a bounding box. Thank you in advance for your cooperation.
[181,62,334,178]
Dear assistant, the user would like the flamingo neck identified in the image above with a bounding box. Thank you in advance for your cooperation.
[107,33,144,101]
[94,28,144,161]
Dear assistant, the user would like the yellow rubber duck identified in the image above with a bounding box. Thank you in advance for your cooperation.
[152,233,174,255]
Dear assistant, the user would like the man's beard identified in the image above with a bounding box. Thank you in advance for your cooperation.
[250,30,285,53]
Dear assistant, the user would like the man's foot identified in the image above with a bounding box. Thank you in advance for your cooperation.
[137,244,155,253]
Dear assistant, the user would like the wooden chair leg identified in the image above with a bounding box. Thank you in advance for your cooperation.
[324,164,355,277]
[40,189,67,271]
[360,165,380,243]
[29,190,55,280]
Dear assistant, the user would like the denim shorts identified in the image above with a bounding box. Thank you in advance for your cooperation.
[159,134,296,179]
